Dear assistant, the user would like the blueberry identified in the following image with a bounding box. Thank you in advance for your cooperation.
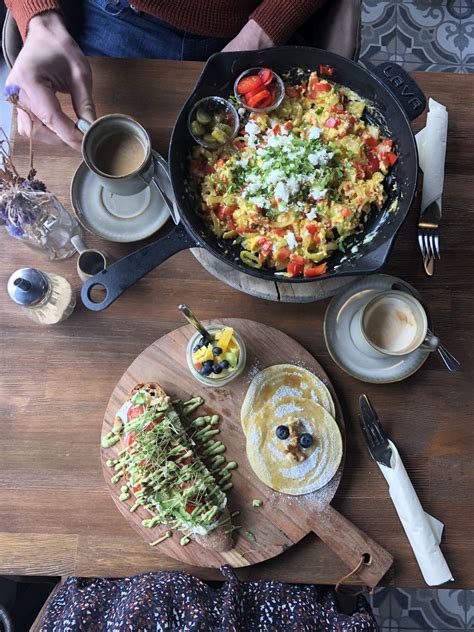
[212,364,222,375]
[212,346,222,355]
[203,360,214,368]
[219,360,229,369]
[276,425,289,440]
[192,344,201,353]
[199,336,209,347]
[199,366,211,376]
[299,433,313,448]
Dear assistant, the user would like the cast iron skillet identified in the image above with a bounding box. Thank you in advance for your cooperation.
[82,47,425,311]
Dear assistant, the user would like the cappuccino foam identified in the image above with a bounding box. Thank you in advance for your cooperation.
[364,297,419,353]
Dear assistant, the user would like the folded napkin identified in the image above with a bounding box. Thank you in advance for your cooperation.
[415,98,448,218]
[378,440,453,586]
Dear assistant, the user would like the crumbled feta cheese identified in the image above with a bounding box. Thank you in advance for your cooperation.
[266,169,285,185]
[285,231,298,250]
[306,209,318,220]
[308,126,322,140]
[238,107,246,116]
[310,187,327,200]
[274,181,289,203]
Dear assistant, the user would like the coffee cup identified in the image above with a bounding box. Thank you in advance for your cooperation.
[76,114,154,196]
[349,290,439,359]
[71,235,110,283]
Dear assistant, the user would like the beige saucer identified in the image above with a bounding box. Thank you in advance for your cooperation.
[70,150,173,243]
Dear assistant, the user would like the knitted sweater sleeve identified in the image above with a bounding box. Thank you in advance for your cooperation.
[250,0,328,45]
[5,0,61,39]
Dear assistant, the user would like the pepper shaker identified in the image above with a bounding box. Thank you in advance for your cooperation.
[7,268,76,325]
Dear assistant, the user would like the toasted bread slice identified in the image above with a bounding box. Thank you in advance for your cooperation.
[124,382,233,552]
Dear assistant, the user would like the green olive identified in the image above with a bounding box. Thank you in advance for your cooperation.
[191,120,205,136]
[196,108,212,124]
[211,128,229,144]
[203,133,217,144]
[215,122,233,135]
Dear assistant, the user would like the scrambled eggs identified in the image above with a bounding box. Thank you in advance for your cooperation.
[190,68,398,278]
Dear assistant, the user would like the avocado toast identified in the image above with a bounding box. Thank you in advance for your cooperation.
[104,382,233,552]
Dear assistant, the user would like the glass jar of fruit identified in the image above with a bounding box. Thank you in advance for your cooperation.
[186,325,246,387]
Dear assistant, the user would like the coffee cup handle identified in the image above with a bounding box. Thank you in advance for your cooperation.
[76,118,93,135]
[71,235,87,255]
[420,331,440,352]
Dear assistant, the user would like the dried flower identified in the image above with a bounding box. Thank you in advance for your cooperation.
[4,84,20,101]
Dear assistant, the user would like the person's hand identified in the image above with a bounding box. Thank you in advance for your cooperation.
[5,11,96,151]
[222,19,273,52]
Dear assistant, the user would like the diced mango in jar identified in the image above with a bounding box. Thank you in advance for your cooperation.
[193,343,214,363]
[215,327,234,352]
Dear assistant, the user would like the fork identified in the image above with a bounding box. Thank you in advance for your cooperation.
[359,395,392,468]
[418,200,441,277]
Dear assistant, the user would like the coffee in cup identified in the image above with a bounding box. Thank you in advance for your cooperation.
[77,114,154,196]
[71,235,110,283]
[350,290,438,358]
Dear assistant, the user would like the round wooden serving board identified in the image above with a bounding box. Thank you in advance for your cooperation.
[102,319,393,585]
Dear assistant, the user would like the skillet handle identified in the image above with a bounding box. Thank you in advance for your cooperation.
[310,505,393,587]
[370,62,426,121]
[80,223,197,311]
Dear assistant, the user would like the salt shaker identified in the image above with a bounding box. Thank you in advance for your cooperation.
[7,268,76,325]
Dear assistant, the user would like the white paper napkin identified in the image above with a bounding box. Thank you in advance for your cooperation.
[415,98,448,217]
[378,440,454,586]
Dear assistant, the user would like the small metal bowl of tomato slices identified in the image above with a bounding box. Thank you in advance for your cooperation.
[187,96,240,149]
[234,67,285,113]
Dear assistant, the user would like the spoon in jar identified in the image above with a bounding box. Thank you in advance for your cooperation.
[179,304,214,342]
[391,282,460,373]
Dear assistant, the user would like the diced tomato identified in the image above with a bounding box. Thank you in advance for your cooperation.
[202,163,214,176]
[287,254,305,277]
[233,139,246,150]
[246,89,271,108]
[131,484,142,494]
[124,432,135,448]
[216,205,236,220]
[127,405,145,421]
[309,82,331,98]
[320,64,334,76]
[258,237,273,256]
[271,227,287,236]
[364,154,380,177]
[286,86,300,98]
[276,246,291,261]
[237,74,263,94]
[304,263,327,277]
[364,136,378,149]
[312,234,321,245]
[215,158,226,169]
[381,151,398,167]
[306,223,319,235]
[272,124,281,134]
[353,162,366,180]
[325,117,339,128]
[378,139,393,151]
[341,208,352,218]
[284,121,293,131]
[185,501,196,514]
[258,68,273,86]
[194,362,203,371]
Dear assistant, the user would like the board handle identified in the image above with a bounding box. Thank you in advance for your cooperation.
[310,505,393,587]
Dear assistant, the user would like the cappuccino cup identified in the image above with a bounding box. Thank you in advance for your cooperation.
[77,114,154,196]
[350,290,439,359]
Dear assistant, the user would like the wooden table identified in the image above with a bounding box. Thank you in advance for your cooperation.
[1,59,473,587]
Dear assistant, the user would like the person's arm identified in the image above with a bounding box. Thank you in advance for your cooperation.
[223,0,329,52]
[5,10,95,150]
[5,0,61,40]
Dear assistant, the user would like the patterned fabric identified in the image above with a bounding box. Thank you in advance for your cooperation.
[39,566,378,631]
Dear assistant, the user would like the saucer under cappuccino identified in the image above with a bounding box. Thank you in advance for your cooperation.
[363,295,419,354]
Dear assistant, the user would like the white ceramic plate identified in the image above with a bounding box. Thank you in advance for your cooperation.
[324,274,431,383]
[70,150,173,243]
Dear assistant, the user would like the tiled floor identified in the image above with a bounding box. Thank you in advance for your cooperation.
[360,5,474,626]
[360,0,474,72]
[368,587,474,631]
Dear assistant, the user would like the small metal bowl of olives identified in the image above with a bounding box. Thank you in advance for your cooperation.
[187,96,240,149]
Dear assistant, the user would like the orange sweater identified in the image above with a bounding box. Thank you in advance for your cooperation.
[6,0,328,44]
